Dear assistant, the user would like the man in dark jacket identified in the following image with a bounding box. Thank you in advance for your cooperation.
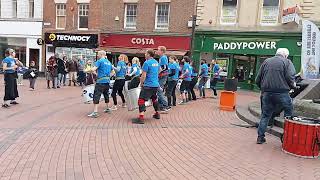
[67,57,79,86]
[255,48,296,144]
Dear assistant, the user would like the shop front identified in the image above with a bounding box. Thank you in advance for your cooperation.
[44,32,99,67]
[100,33,191,64]
[192,31,302,90]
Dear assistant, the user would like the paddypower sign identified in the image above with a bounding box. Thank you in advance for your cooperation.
[213,41,277,50]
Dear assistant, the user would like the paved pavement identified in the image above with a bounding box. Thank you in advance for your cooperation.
[0,77,319,180]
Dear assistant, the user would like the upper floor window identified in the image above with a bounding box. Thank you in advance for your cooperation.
[12,0,17,18]
[29,0,35,18]
[124,4,137,29]
[155,3,170,30]
[261,0,280,25]
[78,4,89,29]
[220,0,238,25]
[56,4,66,29]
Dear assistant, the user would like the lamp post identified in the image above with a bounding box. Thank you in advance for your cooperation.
[190,15,197,59]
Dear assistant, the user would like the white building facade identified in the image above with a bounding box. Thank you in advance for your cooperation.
[0,0,43,70]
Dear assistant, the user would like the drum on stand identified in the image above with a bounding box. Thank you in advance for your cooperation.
[282,117,320,158]
[82,80,114,103]
[123,81,151,111]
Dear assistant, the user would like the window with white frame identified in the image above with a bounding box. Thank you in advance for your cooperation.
[29,0,34,18]
[12,0,17,18]
[155,3,170,30]
[220,0,238,25]
[124,4,137,29]
[56,4,66,29]
[78,4,89,29]
[261,0,280,25]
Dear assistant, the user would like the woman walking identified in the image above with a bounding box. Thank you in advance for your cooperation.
[111,54,128,110]
[27,60,39,90]
[46,56,58,89]
[2,48,23,108]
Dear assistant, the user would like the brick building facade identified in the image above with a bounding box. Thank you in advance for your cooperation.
[42,0,196,67]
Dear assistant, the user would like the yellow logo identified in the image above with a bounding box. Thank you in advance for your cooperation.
[49,33,56,41]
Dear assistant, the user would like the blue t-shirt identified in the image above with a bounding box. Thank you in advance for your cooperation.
[201,64,209,77]
[182,63,192,81]
[190,66,198,77]
[2,57,16,74]
[142,58,160,87]
[95,58,112,83]
[213,64,220,79]
[115,61,127,78]
[131,63,141,76]
[168,62,179,81]
[159,55,168,73]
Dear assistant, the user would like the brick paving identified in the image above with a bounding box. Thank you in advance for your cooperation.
[0,77,319,180]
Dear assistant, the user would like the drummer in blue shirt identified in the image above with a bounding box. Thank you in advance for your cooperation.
[188,61,198,101]
[179,56,192,105]
[166,56,179,107]
[87,50,113,118]
[133,49,161,124]
[198,59,209,98]
[111,54,128,110]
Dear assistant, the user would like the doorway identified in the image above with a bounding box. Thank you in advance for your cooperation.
[29,48,39,69]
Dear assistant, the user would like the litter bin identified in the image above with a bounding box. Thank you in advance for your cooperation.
[224,78,238,92]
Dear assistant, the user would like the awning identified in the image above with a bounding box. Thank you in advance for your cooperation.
[100,47,188,56]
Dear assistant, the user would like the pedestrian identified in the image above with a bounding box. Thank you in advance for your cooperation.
[166,56,179,107]
[46,56,58,89]
[2,48,22,108]
[198,59,209,98]
[156,46,170,112]
[27,60,39,90]
[16,66,24,85]
[188,61,198,101]
[77,56,86,88]
[132,49,160,124]
[87,50,113,118]
[57,54,67,88]
[179,56,192,105]
[84,60,96,86]
[67,57,79,86]
[255,48,296,144]
[210,59,221,98]
[127,57,141,89]
[111,54,127,110]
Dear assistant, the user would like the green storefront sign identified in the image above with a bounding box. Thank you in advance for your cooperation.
[192,31,302,90]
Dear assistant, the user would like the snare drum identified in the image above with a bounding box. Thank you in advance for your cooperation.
[282,118,320,158]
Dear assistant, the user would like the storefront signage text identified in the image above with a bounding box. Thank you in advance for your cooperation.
[44,33,98,48]
[56,35,91,42]
[282,6,300,24]
[213,41,277,50]
[131,38,154,45]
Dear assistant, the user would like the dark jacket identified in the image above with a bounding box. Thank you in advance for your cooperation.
[26,66,39,78]
[57,58,67,74]
[67,60,78,72]
[256,55,296,93]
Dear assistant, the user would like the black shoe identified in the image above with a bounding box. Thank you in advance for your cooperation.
[10,101,19,105]
[153,113,160,119]
[47,87,51,89]
[57,86,60,88]
[2,104,9,108]
[132,118,145,124]
[257,137,266,144]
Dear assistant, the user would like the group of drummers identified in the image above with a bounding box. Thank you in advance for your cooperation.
[85,46,220,124]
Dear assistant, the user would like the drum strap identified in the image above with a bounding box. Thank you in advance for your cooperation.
[312,127,320,157]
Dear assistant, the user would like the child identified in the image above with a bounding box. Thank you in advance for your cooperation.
[27,61,39,90]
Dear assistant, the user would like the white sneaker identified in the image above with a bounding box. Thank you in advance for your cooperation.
[122,104,127,108]
[110,106,118,111]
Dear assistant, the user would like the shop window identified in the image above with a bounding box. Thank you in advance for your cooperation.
[78,4,89,30]
[261,0,280,25]
[220,0,238,25]
[56,4,66,29]
[29,0,34,18]
[12,0,17,18]
[124,4,137,29]
[155,3,170,30]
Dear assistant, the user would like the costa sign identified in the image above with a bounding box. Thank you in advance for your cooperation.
[100,34,190,50]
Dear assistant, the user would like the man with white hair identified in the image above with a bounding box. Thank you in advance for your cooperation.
[255,48,296,144]
[86,50,112,118]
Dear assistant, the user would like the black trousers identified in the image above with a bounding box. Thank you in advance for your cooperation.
[210,78,219,96]
[166,80,178,106]
[111,79,126,105]
[93,83,110,104]
[4,73,19,101]
[188,77,198,100]
[128,76,140,90]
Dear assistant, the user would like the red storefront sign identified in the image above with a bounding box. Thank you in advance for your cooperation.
[100,34,191,51]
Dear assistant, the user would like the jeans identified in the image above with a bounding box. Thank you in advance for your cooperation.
[210,78,219,96]
[29,78,36,89]
[198,77,208,97]
[58,73,67,86]
[166,80,178,106]
[258,92,293,138]
[157,75,168,109]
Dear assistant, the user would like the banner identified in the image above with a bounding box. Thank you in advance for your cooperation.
[261,6,279,25]
[301,20,320,79]
[282,6,300,24]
